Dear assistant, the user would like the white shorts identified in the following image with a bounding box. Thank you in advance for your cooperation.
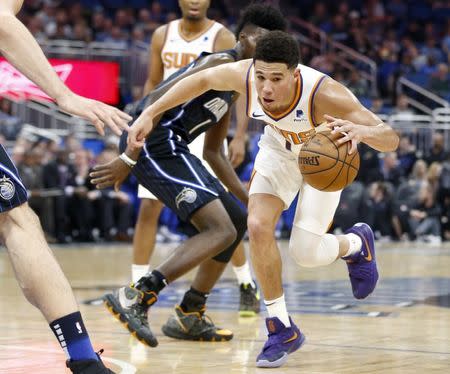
[249,127,342,235]
[137,133,228,200]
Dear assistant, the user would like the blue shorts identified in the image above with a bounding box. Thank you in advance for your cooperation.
[0,145,28,213]
[120,126,225,222]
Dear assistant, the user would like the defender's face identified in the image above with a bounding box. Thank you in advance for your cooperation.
[254,61,299,113]
[239,26,269,59]
[179,0,210,21]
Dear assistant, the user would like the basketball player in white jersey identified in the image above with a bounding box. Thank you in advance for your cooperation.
[133,0,259,315]
[127,31,399,368]
[0,0,131,372]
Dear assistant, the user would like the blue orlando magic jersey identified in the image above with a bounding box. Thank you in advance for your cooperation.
[136,49,238,147]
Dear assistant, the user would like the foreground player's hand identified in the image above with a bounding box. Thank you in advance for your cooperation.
[90,157,132,191]
[228,137,245,168]
[56,92,132,136]
[324,114,368,155]
[127,110,155,148]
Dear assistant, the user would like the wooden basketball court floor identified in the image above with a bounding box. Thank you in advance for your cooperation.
[1,240,450,373]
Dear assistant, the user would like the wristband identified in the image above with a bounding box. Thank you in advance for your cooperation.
[119,152,137,168]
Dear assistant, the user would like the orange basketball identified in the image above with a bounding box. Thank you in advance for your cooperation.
[299,131,360,192]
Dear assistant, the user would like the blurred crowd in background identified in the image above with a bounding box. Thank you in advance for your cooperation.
[1,0,450,244]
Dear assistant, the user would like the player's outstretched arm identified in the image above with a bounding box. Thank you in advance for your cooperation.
[0,2,131,135]
[127,60,250,147]
[315,78,399,154]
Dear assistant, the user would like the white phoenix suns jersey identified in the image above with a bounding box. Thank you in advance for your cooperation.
[246,62,327,155]
[161,19,224,80]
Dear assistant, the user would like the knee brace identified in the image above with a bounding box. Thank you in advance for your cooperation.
[288,226,339,268]
[212,192,247,263]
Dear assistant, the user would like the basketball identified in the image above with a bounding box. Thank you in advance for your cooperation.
[299,131,360,192]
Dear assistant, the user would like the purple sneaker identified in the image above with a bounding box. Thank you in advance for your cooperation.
[256,317,305,368]
[343,223,379,299]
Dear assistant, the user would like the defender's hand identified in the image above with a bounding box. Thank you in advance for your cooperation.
[127,111,154,148]
[56,92,132,136]
[90,157,132,191]
[228,137,245,168]
[324,114,368,155]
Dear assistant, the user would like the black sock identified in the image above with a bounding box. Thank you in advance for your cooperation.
[180,287,209,313]
[135,270,167,294]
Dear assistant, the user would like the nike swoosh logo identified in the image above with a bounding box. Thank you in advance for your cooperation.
[252,112,265,118]
[283,331,298,344]
[362,236,372,261]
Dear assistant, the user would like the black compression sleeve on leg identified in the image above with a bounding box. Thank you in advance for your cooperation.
[212,192,247,263]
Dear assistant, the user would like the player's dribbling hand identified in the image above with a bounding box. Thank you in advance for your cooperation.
[90,157,132,192]
[56,92,132,136]
[324,114,368,155]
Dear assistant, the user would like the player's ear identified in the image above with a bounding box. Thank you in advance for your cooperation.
[293,67,300,78]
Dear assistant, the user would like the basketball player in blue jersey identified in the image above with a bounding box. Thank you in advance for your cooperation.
[132,0,259,316]
[125,31,400,368]
[0,1,131,373]
[90,5,287,347]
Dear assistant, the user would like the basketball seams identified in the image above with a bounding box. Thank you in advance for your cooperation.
[299,149,359,173]
[299,131,360,191]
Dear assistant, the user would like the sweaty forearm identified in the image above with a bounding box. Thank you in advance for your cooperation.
[0,13,71,101]
[363,124,399,152]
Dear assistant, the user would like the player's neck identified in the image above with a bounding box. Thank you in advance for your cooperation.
[179,17,211,37]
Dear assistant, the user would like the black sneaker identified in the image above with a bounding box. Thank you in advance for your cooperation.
[239,283,261,317]
[104,286,158,347]
[162,305,233,342]
[66,350,115,373]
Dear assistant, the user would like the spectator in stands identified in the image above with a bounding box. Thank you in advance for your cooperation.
[391,159,429,240]
[72,20,92,42]
[103,26,127,48]
[380,152,404,185]
[391,94,414,116]
[397,135,418,176]
[43,150,76,243]
[345,70,369,98]
[428,161,443,195]
[366,181,394,240]
[428,63,450,98]
[438,158,450,241]
[425,132,449,165]
[310,51,335,76]
[442,20,450,62]
[409,183,442,244]
[370,97,388,115]
[67,148,94,242]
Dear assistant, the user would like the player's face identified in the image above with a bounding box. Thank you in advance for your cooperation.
[179,0,210,21]
[254,61,299,113]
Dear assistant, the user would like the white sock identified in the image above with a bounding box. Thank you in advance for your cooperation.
[131,264,150,283]
[342,233,362,258]
[264,294,291,327]
[233,261,255,288]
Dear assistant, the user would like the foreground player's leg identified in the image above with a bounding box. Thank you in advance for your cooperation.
[247,192,305,368]
[131,198,164,283]
[0,204,113,373]
[231,242,260,317]
[105,198,237,346]
[288,184,378,300]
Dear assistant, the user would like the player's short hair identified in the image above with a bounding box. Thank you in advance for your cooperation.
[253,31,300,69]
[234,4,287,39]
